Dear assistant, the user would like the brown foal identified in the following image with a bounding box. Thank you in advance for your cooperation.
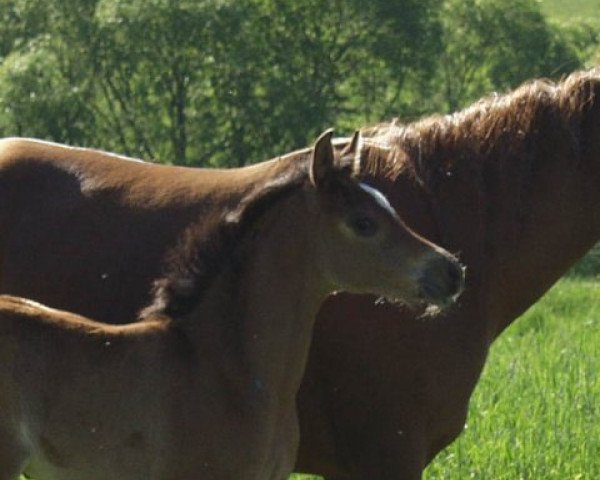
[0,130,462,479]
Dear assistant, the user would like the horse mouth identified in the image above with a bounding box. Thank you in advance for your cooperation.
[372,294,450,319]
[371,275,463,312]
[374,295,408,307]
[417,278,462,310]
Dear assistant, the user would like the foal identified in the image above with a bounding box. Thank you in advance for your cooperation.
[0,131,462,480]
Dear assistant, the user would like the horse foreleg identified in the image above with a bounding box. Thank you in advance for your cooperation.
[0,433,29,480]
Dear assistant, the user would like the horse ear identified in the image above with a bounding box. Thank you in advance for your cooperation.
[340,130,361,158]
[310,128,335,187]
[339,130,363,176]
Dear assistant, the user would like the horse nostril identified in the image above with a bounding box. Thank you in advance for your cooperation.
[419,256,465,305]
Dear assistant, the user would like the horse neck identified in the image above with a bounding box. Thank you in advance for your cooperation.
[182,190,328,411]
[459,97,600,338]
[388,84,600,341]
[483,141,600,337]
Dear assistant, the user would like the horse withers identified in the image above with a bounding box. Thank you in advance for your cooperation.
[0,130,463,480]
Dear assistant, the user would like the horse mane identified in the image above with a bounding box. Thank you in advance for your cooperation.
[140,153,312,320]
[359,69,600,190]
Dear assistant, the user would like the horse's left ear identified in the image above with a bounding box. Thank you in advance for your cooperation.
[339,130,363,176]
[340,130,361,158]
[310,128,335,187]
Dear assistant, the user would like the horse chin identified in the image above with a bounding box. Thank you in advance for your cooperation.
[371,290,460,319]
[373,294,418,310]
[418,291,463,317]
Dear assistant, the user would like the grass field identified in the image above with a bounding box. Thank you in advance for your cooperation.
[540,0,600,22]
[293,275,599,480]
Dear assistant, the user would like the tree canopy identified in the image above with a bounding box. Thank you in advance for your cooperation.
[0,0,597,165]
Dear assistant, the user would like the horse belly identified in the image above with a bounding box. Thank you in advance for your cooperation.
[24,448,164,480]
[20,377,170,480]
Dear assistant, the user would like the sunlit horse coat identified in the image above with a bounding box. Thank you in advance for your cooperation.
[1,70,599,478]
[0,130,462,480]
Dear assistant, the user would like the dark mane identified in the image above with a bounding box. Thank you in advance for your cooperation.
[350,69,600,268]
[140,153,311,320]
[361,69,600,189]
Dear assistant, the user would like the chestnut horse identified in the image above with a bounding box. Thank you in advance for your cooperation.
[1,69,598,479]
[0,131,462,480]
[295,69,600,479]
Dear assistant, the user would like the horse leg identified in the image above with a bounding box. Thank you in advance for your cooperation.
[0,451,28,480]
[328,426,427,480]
[0,431,29,480]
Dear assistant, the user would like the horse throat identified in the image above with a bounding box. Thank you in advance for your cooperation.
[177,191,329,412]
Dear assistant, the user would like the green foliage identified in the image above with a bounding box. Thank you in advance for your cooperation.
[0,0,51,58]
[0,38,94,142]
[431,0,582,112]
[540,0,600,23]
[92,0,211,160]
[556,19,600,68]
[0,0,596,165]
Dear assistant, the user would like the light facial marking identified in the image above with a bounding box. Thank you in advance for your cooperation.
[358,182,397,217]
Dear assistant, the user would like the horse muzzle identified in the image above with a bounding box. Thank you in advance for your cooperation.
[417,253,465,307]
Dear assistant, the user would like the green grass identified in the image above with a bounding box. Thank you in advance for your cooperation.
[424,277,600,479]
[540,0,600,22]
[292,276,599,480]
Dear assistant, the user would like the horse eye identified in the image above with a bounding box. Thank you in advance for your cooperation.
[349,216,378,237]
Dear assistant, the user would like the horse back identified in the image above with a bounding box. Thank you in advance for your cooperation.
[0,138,263,324]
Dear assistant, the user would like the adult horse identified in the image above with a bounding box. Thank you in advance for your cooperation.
[295,69,600,479]
[0,69,598,479]
[0,131,462,480]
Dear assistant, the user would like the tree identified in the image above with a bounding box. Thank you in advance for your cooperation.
[0,0,590,166]
[557,18,600,69]
[433,0,582,112]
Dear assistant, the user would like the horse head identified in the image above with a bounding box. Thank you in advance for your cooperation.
[308,129,464,309]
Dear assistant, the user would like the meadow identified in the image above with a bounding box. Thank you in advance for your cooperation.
[540,0,600,22]
[293,273,600,479]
